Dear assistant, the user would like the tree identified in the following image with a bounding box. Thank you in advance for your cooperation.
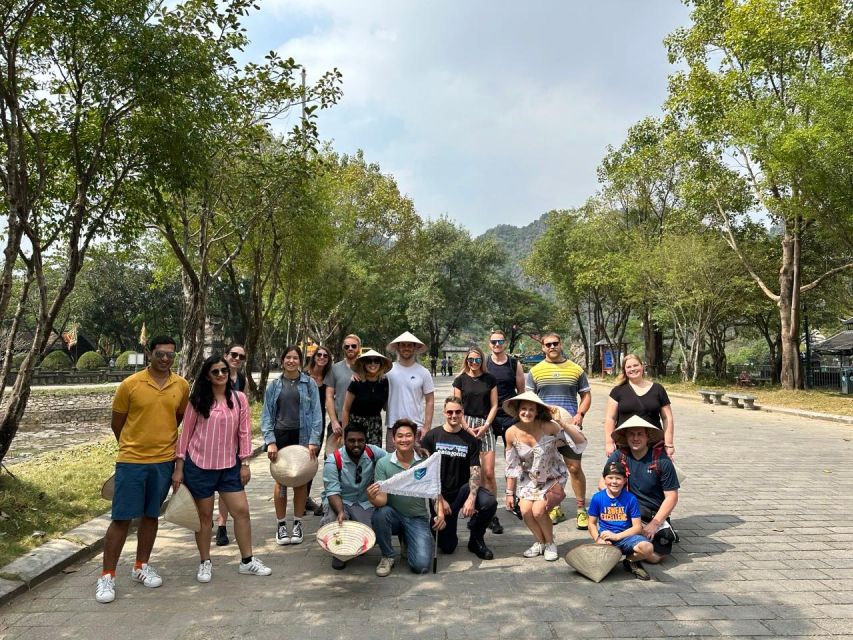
[487,281,556,353]
[666,0,853,388]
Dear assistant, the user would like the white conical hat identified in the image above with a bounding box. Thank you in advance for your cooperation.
[100,474,115,500]
[163,484,201,532]
[352,349,393,378]
[270,445,318,487]
[316,521,376,562]
[565,543,622,582]
[613,414,664,445]
[386,331,427,354]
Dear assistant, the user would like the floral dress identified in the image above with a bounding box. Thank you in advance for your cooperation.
[506,428,581,501]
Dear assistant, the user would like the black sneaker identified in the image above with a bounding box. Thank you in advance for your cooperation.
[623,559,650,581]
[215,526,229,547]
[467,538,494,560]
[305,497,320,514]
[331,557,347,570]
[490,516,504,535]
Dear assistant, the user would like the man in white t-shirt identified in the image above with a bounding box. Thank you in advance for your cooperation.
[384,331,435,451]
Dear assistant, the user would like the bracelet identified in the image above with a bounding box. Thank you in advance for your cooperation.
[665,445,674,449]
[505,490,515,495]
[241,462,250,467]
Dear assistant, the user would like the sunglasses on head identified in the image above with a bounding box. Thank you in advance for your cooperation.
[228,352,246,360]
[544,341,560,348]
[343,344,359,350]
[490,339,505,345]
[210,367,228,377]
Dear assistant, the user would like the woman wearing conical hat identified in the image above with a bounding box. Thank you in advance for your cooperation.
[341,349,392,447]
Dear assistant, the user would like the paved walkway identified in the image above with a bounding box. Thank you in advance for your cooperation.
[2,378,853,639]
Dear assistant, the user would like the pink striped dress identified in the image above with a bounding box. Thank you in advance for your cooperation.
[176,392,252,470]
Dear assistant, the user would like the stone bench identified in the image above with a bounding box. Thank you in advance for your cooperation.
[725,393,758,410]
[698,389,726,405]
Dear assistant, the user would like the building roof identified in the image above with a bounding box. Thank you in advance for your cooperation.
[813,331,853,355]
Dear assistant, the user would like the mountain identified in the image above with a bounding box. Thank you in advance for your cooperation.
[478,214,549,286]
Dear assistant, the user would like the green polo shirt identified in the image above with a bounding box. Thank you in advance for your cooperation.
[374,452,430,518]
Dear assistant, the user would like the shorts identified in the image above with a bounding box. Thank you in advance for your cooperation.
[557,443,583,461]
[112,461,175,521]
[182,455,244,500]
[492,413,515,440]
[267,429,300,450]
[609,534,651,555]
[467,416,495,453]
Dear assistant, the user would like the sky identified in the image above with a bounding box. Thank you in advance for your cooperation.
[243,1,692,235]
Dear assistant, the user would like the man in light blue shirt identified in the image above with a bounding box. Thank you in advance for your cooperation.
[321,422,386,569]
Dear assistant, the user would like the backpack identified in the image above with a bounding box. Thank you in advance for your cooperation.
[333,445,376,482]
[617,440,667,491]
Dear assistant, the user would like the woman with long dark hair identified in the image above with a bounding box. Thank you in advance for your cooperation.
[173,355,271,582]
[304,345,333,515]
[260,345,322,546]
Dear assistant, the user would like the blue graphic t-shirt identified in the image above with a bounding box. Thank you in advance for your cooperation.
[588,487,641,535]
[420,426,480,499]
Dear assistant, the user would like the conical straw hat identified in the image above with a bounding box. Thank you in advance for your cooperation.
[386,331,427,354]
[100,474,115,500]
[270,445,318,487]
[502,390,550,418]
[612,414,664,445]
[564,543,622,582]
[352,349,392,378]
[163,484,201,532]
[316,521,376,562]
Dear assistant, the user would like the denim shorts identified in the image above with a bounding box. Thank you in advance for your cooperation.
[182,455,244,500]
[112,461,175,520]
[610,533,652,554]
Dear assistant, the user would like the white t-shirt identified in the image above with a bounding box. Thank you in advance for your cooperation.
[385,361,435,428]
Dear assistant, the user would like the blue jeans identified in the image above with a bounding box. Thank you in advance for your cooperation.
[372,506,433,574]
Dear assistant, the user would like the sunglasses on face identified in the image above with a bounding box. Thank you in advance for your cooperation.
[153,350,176,360]
[343,344,359,351]
[210,368,228,377]
[228,352,246,360]
[445,409,463,416]
[467,357,482,364]
[315,352,329,359]
[490,339,505,345]
[364,358,381,365]
[544,341,560,348]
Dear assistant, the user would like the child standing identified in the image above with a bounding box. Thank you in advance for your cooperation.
[587,461,655,580]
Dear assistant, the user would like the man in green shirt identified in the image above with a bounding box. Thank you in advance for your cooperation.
[367,419,444,576]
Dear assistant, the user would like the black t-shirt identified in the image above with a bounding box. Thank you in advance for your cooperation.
[420,426,480,498]
[609,383,671,429]
[452,372,496,419]
[347,378,389,417]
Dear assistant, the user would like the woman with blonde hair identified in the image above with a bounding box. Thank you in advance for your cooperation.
[603,354,675,457]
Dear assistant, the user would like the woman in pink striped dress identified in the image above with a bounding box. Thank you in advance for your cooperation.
[172,355,271,583]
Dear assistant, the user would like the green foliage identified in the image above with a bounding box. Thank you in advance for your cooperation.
[39,351,72,372]
[115,350,137,369]
[11,354,25,369]
[75,351,106,371]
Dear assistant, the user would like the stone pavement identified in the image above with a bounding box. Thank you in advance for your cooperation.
[2,377,853,639]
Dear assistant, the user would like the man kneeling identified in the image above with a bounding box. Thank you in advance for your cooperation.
[588,461,655,580]
[367,419,445,576]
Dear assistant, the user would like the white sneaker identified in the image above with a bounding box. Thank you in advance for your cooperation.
[95,574,115,603]
[239,557,272,576]
[290,520,304,544]
[197,560,212,583]
[523,542,544,558]
[375,556,395,577]
[276,521,290,545]
[543,542,559,561]
[131,563,162,588]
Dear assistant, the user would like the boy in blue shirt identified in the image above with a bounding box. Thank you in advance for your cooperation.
[587,461,655,580]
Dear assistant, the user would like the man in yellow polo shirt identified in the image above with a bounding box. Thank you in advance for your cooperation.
[95,336,189,604]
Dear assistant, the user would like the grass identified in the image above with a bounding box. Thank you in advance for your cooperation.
[594,376,853,417]
[0,400,264,569]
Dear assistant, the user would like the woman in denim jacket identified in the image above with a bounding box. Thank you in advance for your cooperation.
[261,345,322,546]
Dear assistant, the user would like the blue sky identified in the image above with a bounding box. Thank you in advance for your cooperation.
[246,1,692,234]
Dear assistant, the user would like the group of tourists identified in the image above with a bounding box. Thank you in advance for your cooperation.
[94,329,680,603]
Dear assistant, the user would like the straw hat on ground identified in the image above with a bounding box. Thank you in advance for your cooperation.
[100,474,115,500]
[163,484,201,532]
[386,331,427,354]
[270,445,318,487]
[316,521,376,562]
[565,543,622,582]
[612,415,664,446]
[352,349,392,378]
[501,390,550,418]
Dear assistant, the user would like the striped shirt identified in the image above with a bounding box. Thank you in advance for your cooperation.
[176,392,252,470]
[525,359,590,416]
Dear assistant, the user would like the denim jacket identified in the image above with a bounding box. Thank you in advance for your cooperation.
[261,372,322,447]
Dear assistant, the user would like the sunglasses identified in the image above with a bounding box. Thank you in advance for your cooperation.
[210,368,228,377]
[153,350,176,360]
[363,358,381,365]
[490,339,505,345]
[355,464,363,484]
[445,409,463,416]
[467,357,482,364]
[315,352,329,359]
[343,344,359,350]
[544,341,560,348]
[228,352,246,360]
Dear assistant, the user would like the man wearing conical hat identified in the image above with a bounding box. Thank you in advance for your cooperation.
[384,331,435,451]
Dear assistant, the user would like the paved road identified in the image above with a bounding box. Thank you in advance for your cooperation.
[1,378,852,639]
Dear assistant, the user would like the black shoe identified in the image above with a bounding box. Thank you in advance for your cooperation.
[466,518,473,531]
[331,557,347,571]
[215,526,229,546]
[490,516,503,535]
[305,497,320,514]
[623,559,650,581]
[467,539,494,560]
[313,502,324,517]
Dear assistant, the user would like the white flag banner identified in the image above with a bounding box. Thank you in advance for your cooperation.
[377,452,442,498]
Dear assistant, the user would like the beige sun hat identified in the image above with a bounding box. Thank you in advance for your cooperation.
[163,484,201,532]
[352,349,392,378]
[502,390,550,418]
[612,414,664,446]
[270,445,318,487]
[565,543,622,582]
[316,521,376,562]
[386,331,427,354]
[100,474,115,500]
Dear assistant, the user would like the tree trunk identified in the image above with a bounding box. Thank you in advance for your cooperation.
[178,270,207,380]
[777,233,801,390]
[643,308,664,376]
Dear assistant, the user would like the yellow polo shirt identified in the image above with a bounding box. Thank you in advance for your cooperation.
[112,369,190,463]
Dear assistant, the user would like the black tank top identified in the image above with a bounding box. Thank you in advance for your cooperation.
[488,356,517,407]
